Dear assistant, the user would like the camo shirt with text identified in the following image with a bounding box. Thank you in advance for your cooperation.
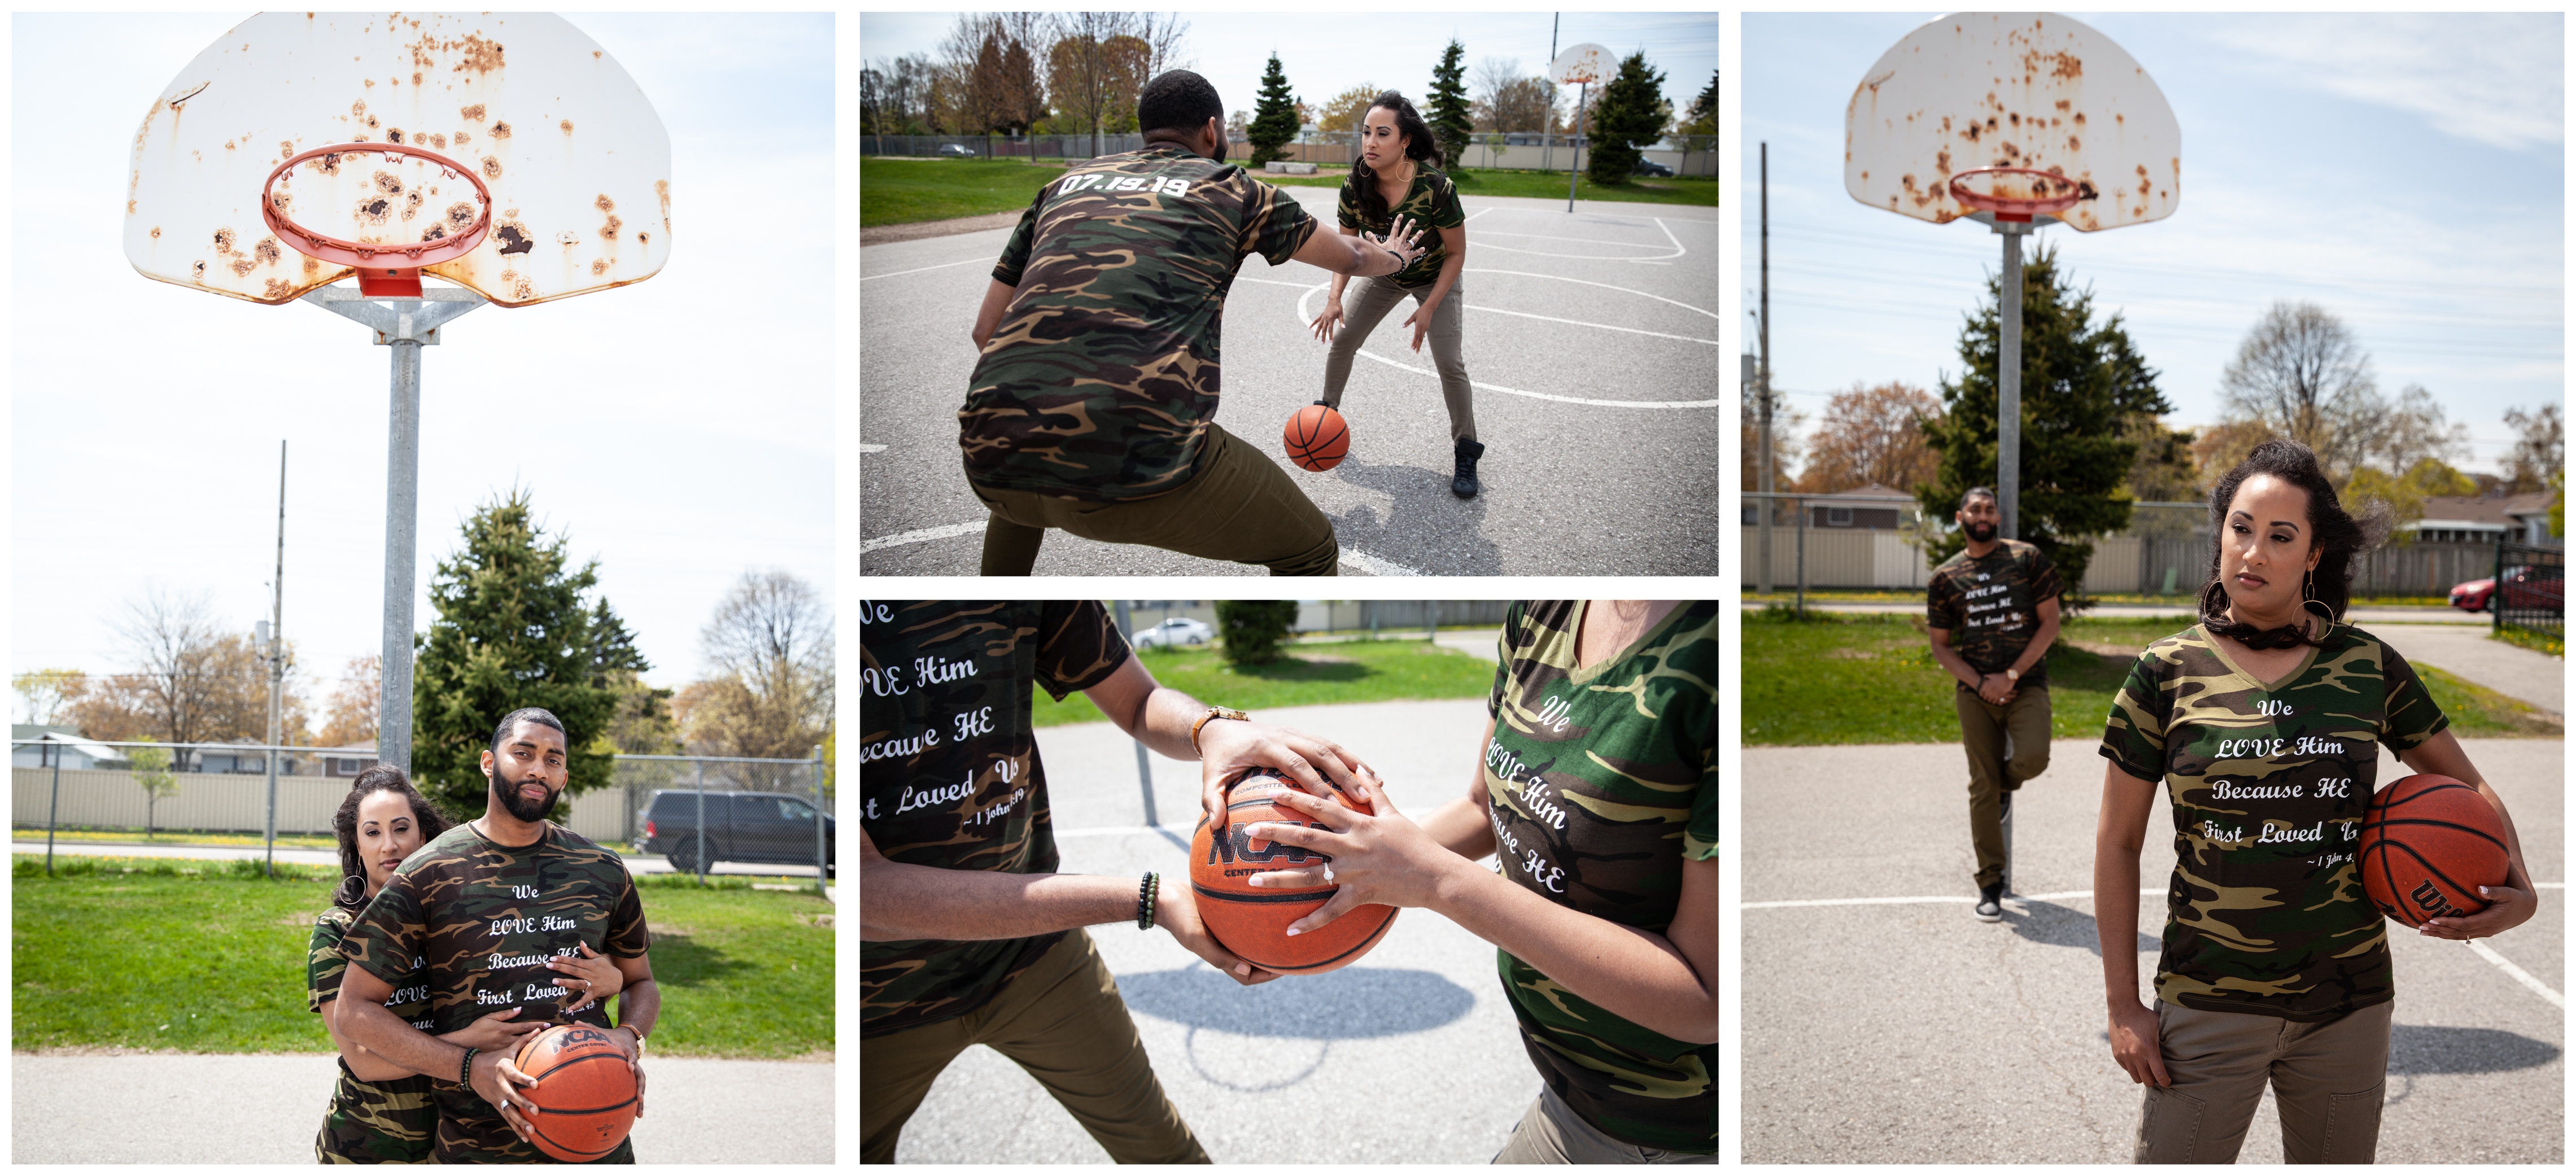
[1485,600,1721,1152]
[959,145,1321,502]
[2100,622,2448,1021]
[309,906,438,1164]
[341,821,650,1162]
[1927,538,2065,690]
[1335,163,1467,289]
[860,600,1132,1038]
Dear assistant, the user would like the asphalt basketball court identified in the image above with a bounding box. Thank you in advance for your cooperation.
[859,189,1722,576]
[1741,736,2563,1163]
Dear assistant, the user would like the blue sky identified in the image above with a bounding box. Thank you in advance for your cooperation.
[861,10,1721,135]
[12,13,835,698]
[1745,12,2564,480]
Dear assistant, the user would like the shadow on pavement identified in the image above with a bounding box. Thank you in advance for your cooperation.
[2390,1025,2561,1074]
[1323,457,1500,575]
[2010,898,2158,956]
[1121,961,1481,1093]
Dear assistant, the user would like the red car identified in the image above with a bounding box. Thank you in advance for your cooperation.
[2451,565,2565,613]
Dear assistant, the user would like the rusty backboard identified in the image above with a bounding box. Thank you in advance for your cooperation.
[1844,12,2178,232]
[124,12,671,307]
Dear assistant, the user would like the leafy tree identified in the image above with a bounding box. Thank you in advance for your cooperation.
[1916,244,2172,606]
[1798,382,1941,493]
[1586,50,1670,185]
[12,668,81,726]
[1739,381,1804,495]
[1316,82,1381,134]
[411,490,624,815]
[2120,414,2200,504]
[129,738,177,839]
[317,655,380,748]
[1216,601,1298,666]
[2503,403,2564,495]
[683,571,836,788]
[1248,53,1300,166]
[2345,458,2479,539]
[1426,40,1474,169]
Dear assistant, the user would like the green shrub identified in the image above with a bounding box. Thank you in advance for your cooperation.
[1216,601,1299,666]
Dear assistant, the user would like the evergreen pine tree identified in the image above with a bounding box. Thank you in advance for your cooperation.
[1248,53,1300,167]
[1916,244,2174,605]
[1426,40,1474,171]
[1681,69,1719,135]
[1586,50,1670,185]
[411,489,625,815]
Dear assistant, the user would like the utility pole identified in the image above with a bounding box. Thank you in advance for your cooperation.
[263,440,286,879]
[1758,142,1774,594]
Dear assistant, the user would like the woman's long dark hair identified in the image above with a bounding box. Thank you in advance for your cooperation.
[2198,439,2391,649]
[1351,91,1440,228]
[331,764,455,911]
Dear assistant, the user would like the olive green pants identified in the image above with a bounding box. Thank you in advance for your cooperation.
[1955,685,2051,890]
[970,421,1338,576]
[1490,1082,1719,1164]
[860,930,1210,1164]
[2134,999,2390,1163]
[1320,273,1477,442]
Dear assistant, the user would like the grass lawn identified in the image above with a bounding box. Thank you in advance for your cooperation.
[1744,611,2562,746]
[1740,590,2452,609]
[1031,639,1492,727]
[862,157,1063,226]
[12,856,833,1058]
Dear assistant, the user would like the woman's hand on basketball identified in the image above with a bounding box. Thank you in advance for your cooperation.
[2420,881,2537,941]
[1245,776,1455,932]
[1152,880,1285,986]
[1310,299,1343,343]
[470,1048,543,1141]
[2106,1000,2169,1087]
[549,943,624,1013]
[1196,720,1377,835]
[444,1006,545,1052]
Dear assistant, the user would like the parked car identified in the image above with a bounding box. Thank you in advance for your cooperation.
[1632,158,1675,177]
[936,143,977,158]
[1133,617,1215,649]
[639,790,835,877]
[2450,564,2566,614]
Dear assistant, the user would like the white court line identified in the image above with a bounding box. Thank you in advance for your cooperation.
[861,257,986,281]
[1653,217,1687,259]
[1478,239,1683,263]
[1282,278,1722,409]
[859,520,985,554]
[858,444,887,453]
[1475,228,1675,250]
[2469,941,2565,1008]
[1239,276,1713,346]
[854,513,1425,575]
[1471,268,1721,320]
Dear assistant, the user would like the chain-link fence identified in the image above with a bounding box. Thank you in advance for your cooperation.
[11,739,832,884]
[2492,541,2565,644]
[865,132,1719,177]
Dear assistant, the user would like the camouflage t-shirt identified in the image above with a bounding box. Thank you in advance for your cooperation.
[2100,623,2449,1021]
[342,821,650,1162]
[1485,600,1722,1152]
[860,600,1132,1038]
[1335,163,1468,289]
[959,145,1321,503]
[311,904,434,1025]
[1927,538,2066,690]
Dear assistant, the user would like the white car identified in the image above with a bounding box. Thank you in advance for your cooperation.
[1133,617,1215,649]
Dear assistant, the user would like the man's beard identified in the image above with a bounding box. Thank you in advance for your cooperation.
[496,776,561,823]
[1963,521,1997,543]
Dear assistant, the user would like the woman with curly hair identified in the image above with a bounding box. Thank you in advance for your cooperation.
[1309,90,1487,497]
[2093,439,2537,1162]
[308,764,624,1163]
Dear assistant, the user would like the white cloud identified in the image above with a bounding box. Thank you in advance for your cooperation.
[2203,14,2564,152]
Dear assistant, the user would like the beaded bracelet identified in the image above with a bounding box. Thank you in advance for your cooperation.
[1136,872,1160,930]
[459,1046,479,1087]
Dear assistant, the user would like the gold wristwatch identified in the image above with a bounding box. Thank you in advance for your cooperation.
[2005,668,2020,683]
[1190,706,1250,757]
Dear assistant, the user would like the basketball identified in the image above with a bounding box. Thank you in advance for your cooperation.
[510,1023,640,1162]
[1282,404,1351,471]
[2357,773,2510,928]
[1188,766,1396,974]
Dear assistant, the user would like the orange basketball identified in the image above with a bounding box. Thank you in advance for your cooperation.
[1188,766,1396,974]
[2358,773,2510,928]
[510,1023,639,1162]
[1283,404,1351,471]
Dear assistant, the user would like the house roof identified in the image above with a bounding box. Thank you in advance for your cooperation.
[2418,493,2555,526]
[21,731,121,762]
[1806,483,1915,501]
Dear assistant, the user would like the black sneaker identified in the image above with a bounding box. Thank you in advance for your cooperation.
[1974,882,2004,922]
[1451,437,1486,498]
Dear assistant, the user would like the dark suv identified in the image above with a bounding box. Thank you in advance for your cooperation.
[639,790,835,877]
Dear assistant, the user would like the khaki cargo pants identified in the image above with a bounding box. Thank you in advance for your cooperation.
[2134,999,2390,1163]
[971,421,1338,576]
[1955,684,2051,890]
[860,929,1210,1164]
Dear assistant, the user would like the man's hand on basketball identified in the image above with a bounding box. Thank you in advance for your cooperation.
[2106,1000,2169,1087]
[470,1048,543,1142]
[2420,881,2536,940]
[1196,721,1377,835]
[549,943,624,1014]
[1245,776,1455,930]
[1153,881,1284,986]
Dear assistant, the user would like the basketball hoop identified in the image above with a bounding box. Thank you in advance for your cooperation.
[261,143,493,297]
[1946,167,2093,223]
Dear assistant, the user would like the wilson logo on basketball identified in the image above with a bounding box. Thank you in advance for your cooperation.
[2407,880,2466,920]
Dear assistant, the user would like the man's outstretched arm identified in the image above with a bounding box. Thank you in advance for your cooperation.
[1289,212,1425,278]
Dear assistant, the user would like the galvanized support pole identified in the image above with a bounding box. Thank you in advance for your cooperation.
[812,744,828,897]
[1759,142,1774,594]
[265,440,287,879]
[382,341,420,772]
[1110,601,1158,827]
[1565,81,1587,213]
[1996,224,2029,541]
[693,759,708,885]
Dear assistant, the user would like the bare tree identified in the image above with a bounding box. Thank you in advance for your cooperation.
[2363,384,2468,482]
[113,588,235,770]
[691,571,836,777]
[2503,403,2564,495]
[2216,301,2380,479]
[317,655,381,749]
[1798,382,1942,493]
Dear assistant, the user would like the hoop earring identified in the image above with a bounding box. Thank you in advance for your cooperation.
[2302,571,2332,628]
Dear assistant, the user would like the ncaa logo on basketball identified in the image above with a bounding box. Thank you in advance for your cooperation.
[1206,822,1321,866]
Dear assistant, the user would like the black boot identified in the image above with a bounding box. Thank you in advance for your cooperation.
[1451,437,1486,498]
